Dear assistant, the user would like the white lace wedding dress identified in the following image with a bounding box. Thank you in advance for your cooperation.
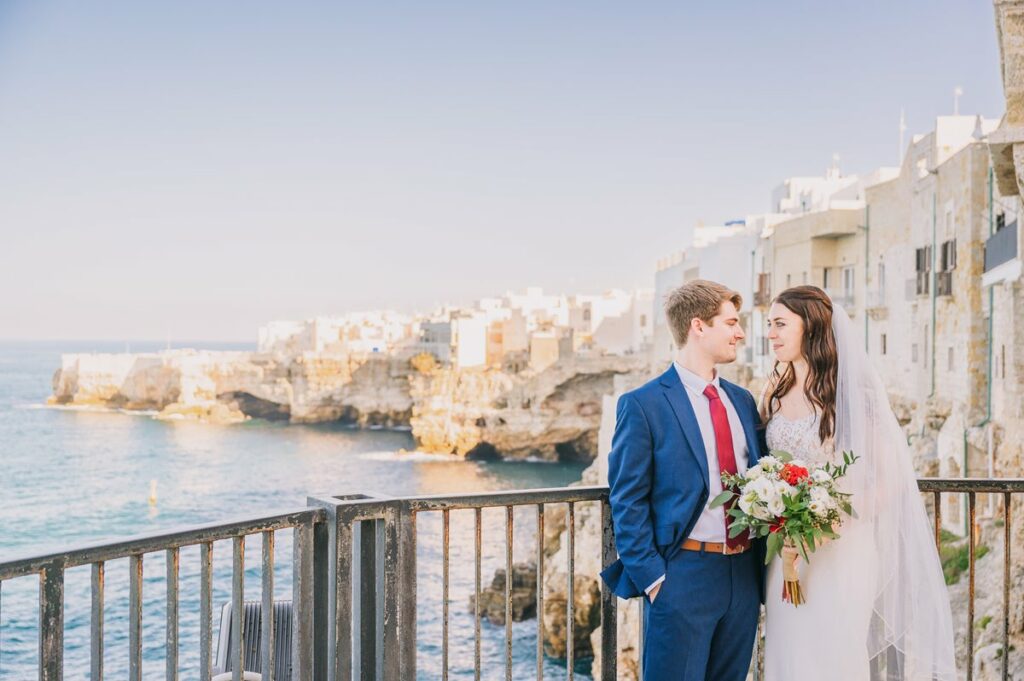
[763,412,875,681]
[761,301,956,680]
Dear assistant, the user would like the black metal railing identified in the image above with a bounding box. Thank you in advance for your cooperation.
[0,508,323,681]
[0,486,614,681]
[985,221,1018,272]
[0,479,1020,681]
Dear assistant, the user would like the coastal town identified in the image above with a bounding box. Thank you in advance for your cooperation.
[47,109,1024,678]
[31,6,1024,679]
[51,110,1023,521]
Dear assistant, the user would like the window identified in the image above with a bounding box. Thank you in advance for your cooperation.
[912,343,919,363]
[842,266,855,297]
[915,246,932,295]
[640,314,647,327]
[878,261,886,293]
[997,212,1007,231]
[881,334,887,355]
[948,347,954,371]
[786,274,792,287]
[583,308,591,322]
[802,271,807,284]
[823,267,831,289]
[940,239,957,271]
[1002,345,1007,379]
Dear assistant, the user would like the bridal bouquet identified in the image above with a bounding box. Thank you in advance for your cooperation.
[710,450,859,606]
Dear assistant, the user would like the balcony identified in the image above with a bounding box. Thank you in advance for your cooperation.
[982,221,1022,287]
[824,288,855,309]
[864,288,886,310]
[2,480,1019,679]
[864,288,888,320]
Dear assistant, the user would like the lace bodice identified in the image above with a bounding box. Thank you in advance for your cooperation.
[765,412,835,464]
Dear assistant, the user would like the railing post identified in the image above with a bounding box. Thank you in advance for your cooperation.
[355,517,383,681]
[600,496,618,681]
[39,561,63,681]
[309,493,390,681]
[312,515,330,681]
[396,502,417,681]
[293,518,316,681]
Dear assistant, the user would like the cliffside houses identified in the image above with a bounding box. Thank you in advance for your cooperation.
[426,287,655,371]
[256,286,656,373]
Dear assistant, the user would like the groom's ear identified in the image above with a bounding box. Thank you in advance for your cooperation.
[690,317,705,337]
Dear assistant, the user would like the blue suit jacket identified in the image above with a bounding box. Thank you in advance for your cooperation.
[600,365,768,600]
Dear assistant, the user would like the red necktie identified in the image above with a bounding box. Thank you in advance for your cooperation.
[703,384,749,551]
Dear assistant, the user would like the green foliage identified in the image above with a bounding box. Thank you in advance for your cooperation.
[940,539,990,585]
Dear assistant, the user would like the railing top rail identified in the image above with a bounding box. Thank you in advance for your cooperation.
[403,484,608,512]
[309,485,609,515]
[917,477,1024,493]
[0,507,324,581]
[4,478,1021,581]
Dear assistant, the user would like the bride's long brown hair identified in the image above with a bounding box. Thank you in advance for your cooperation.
[766,286,838,444]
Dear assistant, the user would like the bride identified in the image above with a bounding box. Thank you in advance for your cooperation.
[760,286,957,680]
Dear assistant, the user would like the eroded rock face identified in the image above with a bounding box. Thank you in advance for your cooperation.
[49,350,648,464]
[409,355,649,461]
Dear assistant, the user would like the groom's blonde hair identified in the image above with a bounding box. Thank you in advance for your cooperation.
[664,280,742,347]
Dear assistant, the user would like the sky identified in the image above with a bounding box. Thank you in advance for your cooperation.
[0,1,1007,342]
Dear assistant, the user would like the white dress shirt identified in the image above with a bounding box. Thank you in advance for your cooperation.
[645,362,749,596]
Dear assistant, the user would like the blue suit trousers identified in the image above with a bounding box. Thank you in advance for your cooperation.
[642,548,760,681]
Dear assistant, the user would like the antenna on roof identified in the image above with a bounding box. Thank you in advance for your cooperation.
[954,86,964,115]
[827,153,841,179]
[899,108,907,165]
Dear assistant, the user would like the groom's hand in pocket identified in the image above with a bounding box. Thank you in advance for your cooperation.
[648,582,662,603]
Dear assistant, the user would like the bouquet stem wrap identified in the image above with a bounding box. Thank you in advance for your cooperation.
[781,541,805,606]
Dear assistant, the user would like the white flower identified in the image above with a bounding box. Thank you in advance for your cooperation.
[739,477,776,520]
[759,455,781,471]
[773,480,796,500]
[808,499,826,516]
[810,487,831,506]
[811,469,832,484]
[745,465,765,481]
[767,495,785,517]
[744,477,776,502]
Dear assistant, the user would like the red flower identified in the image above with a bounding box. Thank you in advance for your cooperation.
[770,518,787,533]
[780,463,810,486]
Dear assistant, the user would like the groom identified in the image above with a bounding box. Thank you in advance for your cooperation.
[601,280,766,681]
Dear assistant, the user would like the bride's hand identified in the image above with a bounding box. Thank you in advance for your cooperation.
[782,544,801,581]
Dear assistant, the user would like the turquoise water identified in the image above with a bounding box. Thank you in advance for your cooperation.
[0,341,591,680]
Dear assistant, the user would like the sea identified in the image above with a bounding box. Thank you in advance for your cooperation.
[0,341,591,680]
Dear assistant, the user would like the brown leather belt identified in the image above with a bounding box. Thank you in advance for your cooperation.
[681,538,749,555]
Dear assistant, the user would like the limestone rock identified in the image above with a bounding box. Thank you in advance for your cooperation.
[469,562,538,625]
[409,355,648,462]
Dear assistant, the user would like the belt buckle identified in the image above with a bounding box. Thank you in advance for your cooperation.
[723,543,745,555]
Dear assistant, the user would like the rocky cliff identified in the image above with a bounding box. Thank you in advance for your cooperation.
[50,350,648,463]
[409,355,648,462]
